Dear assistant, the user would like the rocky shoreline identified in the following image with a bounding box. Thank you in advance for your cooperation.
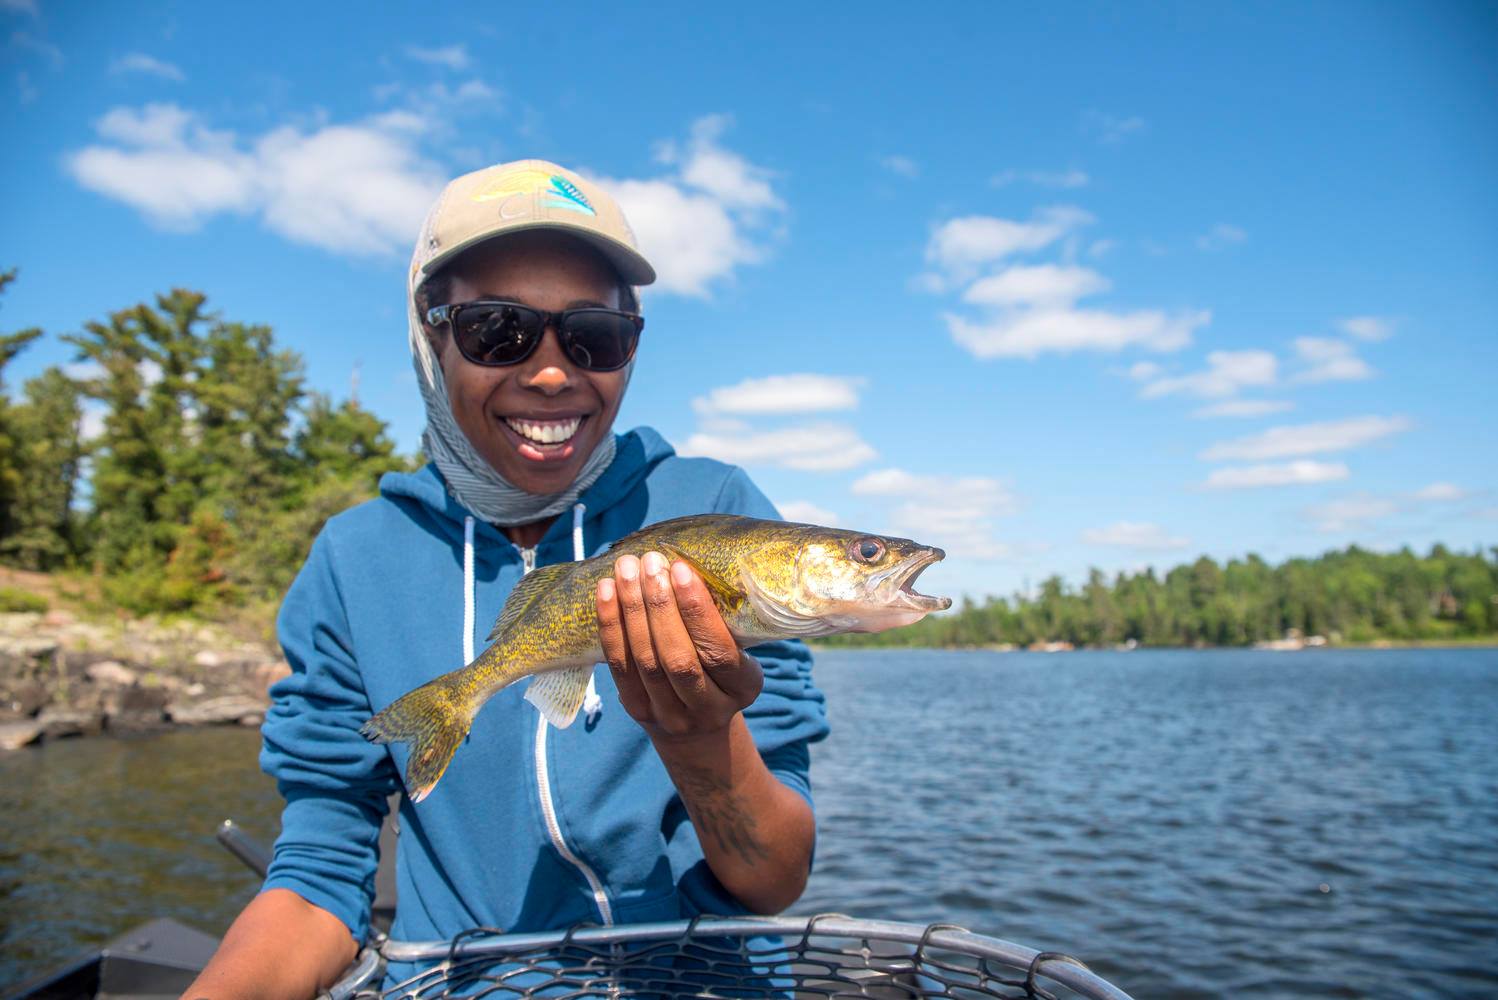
[0,611,288,751]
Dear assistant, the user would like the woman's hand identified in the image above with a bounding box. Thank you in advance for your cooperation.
[596,551,763,741]
[595,550,812,912]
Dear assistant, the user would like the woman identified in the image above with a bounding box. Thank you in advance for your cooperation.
[186,161,829,995]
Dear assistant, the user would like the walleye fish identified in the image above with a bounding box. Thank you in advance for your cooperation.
[361,514,951,801]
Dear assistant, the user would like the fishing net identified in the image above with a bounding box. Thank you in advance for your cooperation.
[323,914,1133,1000]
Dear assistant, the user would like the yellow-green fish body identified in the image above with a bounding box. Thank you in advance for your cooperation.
[362,514,950,801]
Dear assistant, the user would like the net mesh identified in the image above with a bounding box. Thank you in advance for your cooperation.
[327,915,1131,1000]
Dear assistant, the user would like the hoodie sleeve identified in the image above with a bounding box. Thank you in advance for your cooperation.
[712,466,831,808]
[258,529,400,944]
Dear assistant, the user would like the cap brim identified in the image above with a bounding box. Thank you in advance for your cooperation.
[421,221,656,287]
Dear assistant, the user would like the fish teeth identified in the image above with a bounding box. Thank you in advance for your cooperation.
[505,416,582,445]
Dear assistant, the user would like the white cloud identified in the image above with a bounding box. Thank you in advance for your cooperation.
[1087,238,1116,258]
[66,102,444,255]
[1200,415,1411,461]
[79,402,106,442]
[777,500,839,525]
[1082,110,1145,144]
[923,206,1092,286]
[598,115,785,297]
[2,0,39,15]
[1196,223,1247,251]
[677,423,875,471]
[1202,460,1350,490]
[1304,495,1399,533]
[1297,482,1476,532]
[852,467,1017,559]
[991,168,1089,189]
[1192,399,1295,419]
[946,306,1207,359]
[879,154,919,178]
[110,52,184,81]
[692,373,864,416]
[1082,521,1190,550]
[374,77,499,110]
[12,30,61,66]
[1338,315,1394,341]
[1413,482,1468,502]
[406,44,470,71]
[962,264,1110,308]
[1292,337,1374,383]
[1141,349,1277,399]
[252,123,443,255]
[926,205,1207,360]
[656,115,781,212]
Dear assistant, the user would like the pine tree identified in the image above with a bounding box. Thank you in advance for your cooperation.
[2,367,84,569]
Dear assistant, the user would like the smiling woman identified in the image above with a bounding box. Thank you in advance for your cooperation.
[418,230,638,525]
[183,160,831,996]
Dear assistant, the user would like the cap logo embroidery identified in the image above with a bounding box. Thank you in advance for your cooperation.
[472,170,596,217]
[542,175,595,216]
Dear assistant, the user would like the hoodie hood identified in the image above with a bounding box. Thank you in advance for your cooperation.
[377,426,678,550]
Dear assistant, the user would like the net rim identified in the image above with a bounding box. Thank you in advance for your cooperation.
[331,913,1132,1000]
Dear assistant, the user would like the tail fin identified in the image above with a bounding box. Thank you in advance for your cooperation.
[361,672,475,803]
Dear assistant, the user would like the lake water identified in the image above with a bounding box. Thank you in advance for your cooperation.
[3,648,1496,996]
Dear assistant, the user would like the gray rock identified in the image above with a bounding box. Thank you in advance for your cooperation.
[0,636,61,660]
[86,660,139,687]
[37,707,104,739]
[168,695,268,726]
[0,720,42,750]
[117,686,168,713]
[107,710,169,734]
[2,679,48,716]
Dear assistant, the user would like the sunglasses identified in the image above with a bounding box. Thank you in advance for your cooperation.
[426,300,644,372]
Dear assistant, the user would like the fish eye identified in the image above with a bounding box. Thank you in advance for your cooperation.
[850,538,885,563]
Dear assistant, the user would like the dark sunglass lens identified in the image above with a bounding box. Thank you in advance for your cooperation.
[562,311,640,371]
[455,304,542,364]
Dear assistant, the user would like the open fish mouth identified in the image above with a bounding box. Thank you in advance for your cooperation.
[891,548,952,611]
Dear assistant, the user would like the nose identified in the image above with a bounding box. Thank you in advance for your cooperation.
[520,326,574,396]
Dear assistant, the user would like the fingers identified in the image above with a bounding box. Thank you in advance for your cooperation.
[610,554,689,718]
[637,552,711,704]
[596,576,650,720]
[668,560,763,706]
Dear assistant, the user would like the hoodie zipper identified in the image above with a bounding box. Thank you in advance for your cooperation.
[518,542,614,925]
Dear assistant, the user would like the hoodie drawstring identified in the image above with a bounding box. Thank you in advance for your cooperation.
[462,515,476,665]
[574,503,603,724]
[463,506,601,723]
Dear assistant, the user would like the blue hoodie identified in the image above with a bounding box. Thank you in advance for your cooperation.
[259,427,830,972]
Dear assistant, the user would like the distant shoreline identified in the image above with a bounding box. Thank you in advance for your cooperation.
[810,637,1498,653]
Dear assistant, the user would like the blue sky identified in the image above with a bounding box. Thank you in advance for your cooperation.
[2,1,1495,599]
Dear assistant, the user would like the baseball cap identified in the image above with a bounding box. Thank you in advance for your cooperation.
[412,159,656,288]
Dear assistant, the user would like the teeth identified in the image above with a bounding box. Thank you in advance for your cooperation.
[504,416,582,445]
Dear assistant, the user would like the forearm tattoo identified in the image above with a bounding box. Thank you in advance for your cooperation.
[674,765,772,868]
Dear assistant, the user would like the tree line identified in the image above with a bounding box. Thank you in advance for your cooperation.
[0,270,412,616]
[822,546,1498,649]
[2,270,1494,643]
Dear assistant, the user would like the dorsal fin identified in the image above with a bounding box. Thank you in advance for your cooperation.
[487,562,574,642]
[656,543,743,610]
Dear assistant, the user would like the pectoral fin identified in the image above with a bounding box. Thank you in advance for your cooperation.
[657,543,742,609]
[524,664,594,728]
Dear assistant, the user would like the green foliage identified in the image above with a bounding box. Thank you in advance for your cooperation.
[1,274,417,618]
[0,585,48,613]
[0,269,45,545]
[824,545,1498,649]
[2,367,84,569]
